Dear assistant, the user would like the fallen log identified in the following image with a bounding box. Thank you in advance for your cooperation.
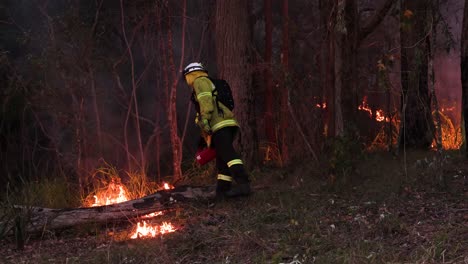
[6,185,214,234]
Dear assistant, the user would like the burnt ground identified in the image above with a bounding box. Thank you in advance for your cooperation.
[0,151,467,264]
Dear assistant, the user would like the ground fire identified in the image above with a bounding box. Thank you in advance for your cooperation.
[87,181,177,239]
[315,96,462,150]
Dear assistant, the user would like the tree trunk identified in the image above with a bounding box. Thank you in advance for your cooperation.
[215,0,258,166]
[280,0,290,165]
[166,1,186,181]
[319,0,335,138]
[6,186,214,234]
[462,0,468,156]
[120,0,145,173]
[428,2,443,151]
[340,0,358,134]
[321,0,393,138]
[334,0,346,137]
[264,0,275,144]
[399,0,435,149]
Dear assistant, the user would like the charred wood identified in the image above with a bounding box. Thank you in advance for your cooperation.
[3,186,214,234]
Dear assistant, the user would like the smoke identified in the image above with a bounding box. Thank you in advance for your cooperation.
[435,0,465,124]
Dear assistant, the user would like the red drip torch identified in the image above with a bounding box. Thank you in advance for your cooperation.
[196,147,216,165]
[195,135,216,165]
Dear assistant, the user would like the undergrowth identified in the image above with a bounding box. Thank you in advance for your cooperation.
[0,150,466,263]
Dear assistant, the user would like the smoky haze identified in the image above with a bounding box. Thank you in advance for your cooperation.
[0,0,465,188]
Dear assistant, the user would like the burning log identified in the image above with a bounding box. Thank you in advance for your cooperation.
[7,185,214,234]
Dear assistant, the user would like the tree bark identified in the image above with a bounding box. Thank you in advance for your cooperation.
[334,0,347,137]
[6,186,214,234]
[462,0,468,156]
[399,0,435,149]
[166,1,186,181]
[358,0,395,43]
[428,3,443,151]
[341,0,359,134]
[319,0,335,138]
[215,0,258,166]
[280,0,290,165]
[120,0,146,172]
[264,0,275,144]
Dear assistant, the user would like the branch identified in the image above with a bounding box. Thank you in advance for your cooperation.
[358,0,394,44]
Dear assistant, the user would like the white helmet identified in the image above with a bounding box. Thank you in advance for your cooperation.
[183,62,207,76]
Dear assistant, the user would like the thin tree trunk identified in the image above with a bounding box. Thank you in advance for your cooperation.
[87,0,104,155]
[280,0,290,165]
[319,0,334,138]
[462,0,468,156]
[334,0,345,137]
[428,2,443,151]
[341,0,359,133]
[89,69,102,154]
[264,0,275,144]
[215,0,258,167]
[327,18,336,138]
[120,0,145,173]
[165,0,187,182]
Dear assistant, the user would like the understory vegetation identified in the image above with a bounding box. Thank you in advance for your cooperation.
[0,150,466,264]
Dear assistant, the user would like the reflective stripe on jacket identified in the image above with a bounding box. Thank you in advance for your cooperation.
[192,76,239,133]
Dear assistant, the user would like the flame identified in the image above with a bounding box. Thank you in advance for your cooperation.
[433,110,463,150]
[86,181,176,238]
[375,110,386,122]
[130,221,176,239]
[142,211,163,218]
[358,96,373,117]
[91,183,130,207]
[314,95,461,150]
[316,102,327,109]
[314,96,389,122]
[358,97,389,123]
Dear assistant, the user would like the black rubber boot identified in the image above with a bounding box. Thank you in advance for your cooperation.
[215,180,231,200]
[225,183,251,198]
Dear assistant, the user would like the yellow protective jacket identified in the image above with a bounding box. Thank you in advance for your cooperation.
[187,72,238,133]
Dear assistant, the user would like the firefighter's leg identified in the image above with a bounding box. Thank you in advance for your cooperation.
[213,127,250,197]
[215,155,232,197]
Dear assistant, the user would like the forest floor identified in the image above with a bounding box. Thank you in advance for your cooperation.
[0,150,467,264]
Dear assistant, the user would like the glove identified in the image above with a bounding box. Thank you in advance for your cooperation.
[198,118,211,134]
[194,113,200,124]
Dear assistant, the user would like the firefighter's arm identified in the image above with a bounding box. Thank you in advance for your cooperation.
[193,77,214,132]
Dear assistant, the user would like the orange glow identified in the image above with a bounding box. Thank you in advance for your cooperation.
[91,183,129,207]
[86,181,176,238]
[441,106,456,113]
[433,110,463,150]
[358,97,388,122]
[375,109,390,122]
[130,221,176,239]
[315,102,327,109]
[142,211,163,218]
[358,96,373,117]
[319,95,461,151]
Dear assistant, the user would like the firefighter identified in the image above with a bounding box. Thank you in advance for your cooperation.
[183,62,251,199]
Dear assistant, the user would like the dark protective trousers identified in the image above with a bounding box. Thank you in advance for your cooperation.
[212,127,249,194]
